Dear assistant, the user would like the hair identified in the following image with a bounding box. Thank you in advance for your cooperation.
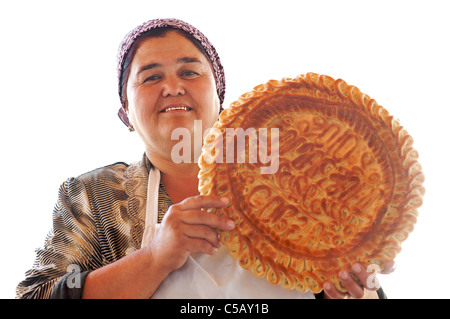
[119,27,210,107]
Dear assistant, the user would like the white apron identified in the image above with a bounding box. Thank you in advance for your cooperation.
[141,167,314,299]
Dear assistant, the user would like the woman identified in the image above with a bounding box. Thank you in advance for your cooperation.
[16,18,391,299]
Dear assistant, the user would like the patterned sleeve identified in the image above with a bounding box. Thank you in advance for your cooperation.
[16,177,102,299]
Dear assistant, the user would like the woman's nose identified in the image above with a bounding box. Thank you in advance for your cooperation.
[162,76,185,97]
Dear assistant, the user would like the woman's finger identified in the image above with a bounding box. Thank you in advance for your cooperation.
[183,236,220,255]
[180,209,235,231]
[323,282,349,299]
[339,270,365,298]
[182,224,222,248]
[178,195,230,210]
[351,263,380,291]
[381,260,396,274]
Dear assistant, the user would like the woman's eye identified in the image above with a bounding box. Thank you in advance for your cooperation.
[143,75,162,83]
[181,70,199,78]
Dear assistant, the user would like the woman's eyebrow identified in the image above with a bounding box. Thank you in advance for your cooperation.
[177,57,201,64]
[137,63,161,74]
[137,57,201,75]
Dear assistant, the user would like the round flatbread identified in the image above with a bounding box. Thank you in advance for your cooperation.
[198,73,425,293]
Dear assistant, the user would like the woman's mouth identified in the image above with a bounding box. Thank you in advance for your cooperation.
[160,104,192,113]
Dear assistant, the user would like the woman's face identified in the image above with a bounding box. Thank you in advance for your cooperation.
[125,31,220,163]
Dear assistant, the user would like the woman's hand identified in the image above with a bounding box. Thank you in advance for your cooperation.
[323,260,396,299]
[148,195,235,275]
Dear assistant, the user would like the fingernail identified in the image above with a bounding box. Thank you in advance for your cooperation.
[352,264,362,273]
[340,271,349,280]
[391,262,397,272]
[324,283,332,290]
[227,220,235,229]
[220,197,230,204]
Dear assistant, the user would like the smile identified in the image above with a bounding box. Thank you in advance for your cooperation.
[161,105,192,113]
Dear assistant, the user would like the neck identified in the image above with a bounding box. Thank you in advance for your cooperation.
[161,173,200,203]
[146,151,200,203]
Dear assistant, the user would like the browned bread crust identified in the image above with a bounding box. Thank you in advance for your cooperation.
[198,73,425,293]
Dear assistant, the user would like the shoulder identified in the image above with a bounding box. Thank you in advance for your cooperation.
[76,161,130,182]
[62,155,149,193]
[74,154,149,184]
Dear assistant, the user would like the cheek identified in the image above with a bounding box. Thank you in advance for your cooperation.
[196,79,220,116]
[205,97,221,129]
[128,87,157,125]
[209,95,221,122]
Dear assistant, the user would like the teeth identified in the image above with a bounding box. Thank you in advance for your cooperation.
[163,106,191,112]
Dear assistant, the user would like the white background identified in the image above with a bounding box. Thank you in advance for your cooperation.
[1,0,449,298]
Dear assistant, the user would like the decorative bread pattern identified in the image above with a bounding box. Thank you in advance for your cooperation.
[198,73,425,293]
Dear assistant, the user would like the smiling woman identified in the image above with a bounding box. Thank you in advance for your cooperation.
[16,18,232,299]
[15,17,388,299]
[117,20,226,126]
[125,31,221,174]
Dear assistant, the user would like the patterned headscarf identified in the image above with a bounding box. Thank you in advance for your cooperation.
[116,18,226,127]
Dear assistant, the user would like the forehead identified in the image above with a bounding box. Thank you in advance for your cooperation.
[132,31,209,67]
